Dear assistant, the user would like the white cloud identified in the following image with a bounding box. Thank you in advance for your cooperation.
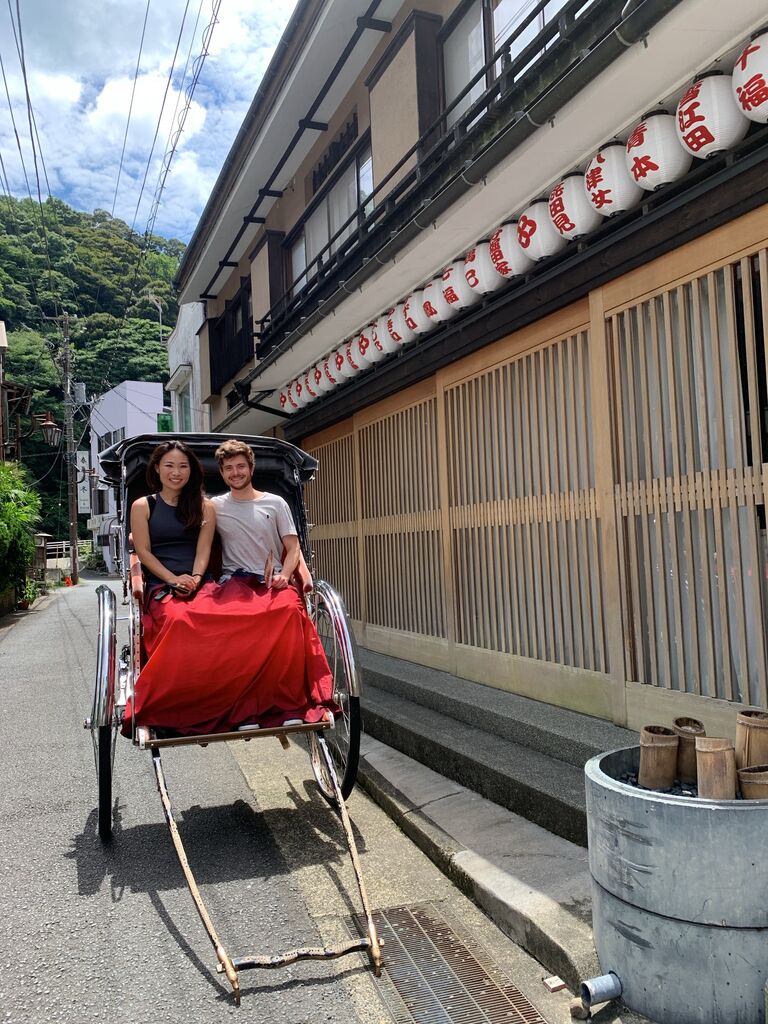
[0,0,298,241]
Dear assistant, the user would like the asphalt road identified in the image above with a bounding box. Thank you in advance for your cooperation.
[0,579,573,1024]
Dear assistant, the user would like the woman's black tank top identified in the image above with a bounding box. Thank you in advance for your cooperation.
[146,494,199,584]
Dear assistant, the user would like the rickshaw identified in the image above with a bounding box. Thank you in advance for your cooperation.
[85,433,382,1003]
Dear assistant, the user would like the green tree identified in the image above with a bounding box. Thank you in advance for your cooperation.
[0,461,41,593]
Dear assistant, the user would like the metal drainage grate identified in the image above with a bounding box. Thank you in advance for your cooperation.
[349,903,550,1024]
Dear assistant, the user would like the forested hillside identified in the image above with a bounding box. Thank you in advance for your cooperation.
[0,195,185,535]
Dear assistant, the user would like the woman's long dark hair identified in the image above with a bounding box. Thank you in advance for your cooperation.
[146,440,205,529]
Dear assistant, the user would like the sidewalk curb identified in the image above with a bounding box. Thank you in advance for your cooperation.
[358,752,599,992]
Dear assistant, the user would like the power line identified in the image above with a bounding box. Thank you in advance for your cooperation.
[4,0,52,199]
[110,0,152,220]
[128,0,191,238]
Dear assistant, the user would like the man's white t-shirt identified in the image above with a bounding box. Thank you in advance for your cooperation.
[210,491,297,575]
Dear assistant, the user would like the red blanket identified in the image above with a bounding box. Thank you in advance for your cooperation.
[123,578,335,735]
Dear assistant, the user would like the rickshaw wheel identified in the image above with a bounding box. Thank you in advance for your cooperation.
[310,581,361,803]
[97,725,114,840]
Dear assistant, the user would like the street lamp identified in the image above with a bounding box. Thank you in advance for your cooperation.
[38,411,62,447]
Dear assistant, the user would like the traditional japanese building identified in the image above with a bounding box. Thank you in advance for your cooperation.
[173,0,768,734]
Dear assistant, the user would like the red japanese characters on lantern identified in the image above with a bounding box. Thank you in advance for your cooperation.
[323,355,340,388]
[361,324,387,363]
[386,302,419,346]
[347,332,372,369]
[403,290,433,335]
[583,141,643,217]
[421,278,457,323]
[303,372,318,402]
[733,30,768,123]
[675,72,749,159]
[312,362,333,393]
[516,200,566,261]
[548,173,602,240]
[345,337,365,374]
[375,314,401,353]
[285,382,299,409]
[464,243,504,295]
[624,111,692,191]
[441,261,480,309]
[293,378,310,407]
[278,389,294,413]
[488,222,535,278]
[334,343,358,379]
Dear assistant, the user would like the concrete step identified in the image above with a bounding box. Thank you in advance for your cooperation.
[362,684,589,846]
[360,649,637,770]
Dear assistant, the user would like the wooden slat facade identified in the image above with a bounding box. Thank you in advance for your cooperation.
[301,208,768,729]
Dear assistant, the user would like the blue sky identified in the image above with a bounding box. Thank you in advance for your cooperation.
[0,0,298,243]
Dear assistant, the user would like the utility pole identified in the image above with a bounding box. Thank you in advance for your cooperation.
[62,313,79,585]
[46,312,79,584]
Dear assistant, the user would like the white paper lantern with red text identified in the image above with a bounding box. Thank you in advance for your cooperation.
[624,111,692,191]
[732,30,768,123]
[675,73,749,159]
[488,223,535,279]
[385,303,419,346]
[548,173,602,240]
[403,290,433,335]
[312,362,333,394]
[421,278,457,324]
[278,389,295,413]
[361,324,386,363]
[375,314,400,354]
[333,344,357,379]
[464,243,504,295]
[323,355,340,389]
[285,382,300,409]
[293,378,311,407]
[441,261,480,309]
[348,332,373,368]
[583,141,643,217]
[303,372,319,402]
[345,337,366,374]
[516,200,567,261]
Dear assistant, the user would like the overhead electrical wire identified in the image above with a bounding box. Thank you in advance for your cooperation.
[110,0,152,220]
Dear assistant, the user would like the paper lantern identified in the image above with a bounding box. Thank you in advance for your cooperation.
[675,73,749,158]
[441,261,480,309]
[583,141,643,217]
[421,278,458,324]
[516,200,567,261]
[323,355,341,388]
[348,331,373,368]
[464,243,504,295]
[303,371,319,402]
[361,323,387,363]
[293,377,311,407]
[624,111,692,191]
[375,314,400,354]
[345,337,366,374]
[312,362,333,394]
[285,383,299,409]
[403,290,433,335]
[278,389,295,413]
[333,344,358,379]
[732,30,768,123]
[548,173,602,240]
[488,223,535,278]
[385,302,419,346]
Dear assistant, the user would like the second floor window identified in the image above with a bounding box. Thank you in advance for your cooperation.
[443,0,569,128]
[288,143,374,297]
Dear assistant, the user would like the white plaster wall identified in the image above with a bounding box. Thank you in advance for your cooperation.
[167,302,209,431]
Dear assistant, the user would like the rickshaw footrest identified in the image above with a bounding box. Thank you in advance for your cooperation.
[220,938,371,972]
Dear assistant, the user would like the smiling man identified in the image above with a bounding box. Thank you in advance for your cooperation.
[211,438,299,589]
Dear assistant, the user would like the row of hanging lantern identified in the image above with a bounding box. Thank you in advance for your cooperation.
[279,31,768,413]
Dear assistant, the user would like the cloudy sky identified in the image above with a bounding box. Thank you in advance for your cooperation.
[0,0,297,243]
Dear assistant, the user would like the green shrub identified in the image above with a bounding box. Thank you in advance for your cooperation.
[20,578,39,604]
[0,462,41,592]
